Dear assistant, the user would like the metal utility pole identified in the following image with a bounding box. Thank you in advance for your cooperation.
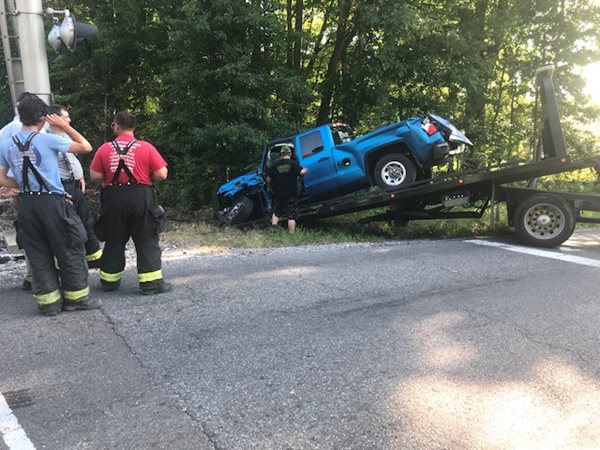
[15,0,51,104]
[1,0,97,110]
[0,0,51,107]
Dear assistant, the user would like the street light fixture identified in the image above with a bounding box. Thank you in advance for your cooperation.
[46,9,98,54]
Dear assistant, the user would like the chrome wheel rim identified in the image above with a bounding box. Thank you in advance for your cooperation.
[381,161,407,186]
[522,203,565,240]
[226,201,243,219]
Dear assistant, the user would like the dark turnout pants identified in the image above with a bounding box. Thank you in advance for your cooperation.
[16,194,89,312]
[62,179,102,264]
[95,184,164,291]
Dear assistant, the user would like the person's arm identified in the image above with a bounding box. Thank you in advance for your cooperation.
[66,153,85,192]
[152,166,168,181]
[0,165,18,189]
[67,153,84,180]
[90,168,104,181]
[148,146,168,181]
[295,161,307,176]
[89,147,105,182]
[45,114,92,154]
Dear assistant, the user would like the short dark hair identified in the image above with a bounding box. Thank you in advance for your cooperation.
[48,104,67,115]
[17,92,48,126]
[114,111,135,130]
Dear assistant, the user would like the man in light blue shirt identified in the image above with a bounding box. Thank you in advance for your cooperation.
[0,101,45,290]
[0,93,101,316]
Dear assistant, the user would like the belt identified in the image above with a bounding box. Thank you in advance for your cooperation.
[19,191,65,197]
[105,182,152,189]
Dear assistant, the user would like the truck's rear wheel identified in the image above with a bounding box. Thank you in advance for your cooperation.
[224,195,254,225]
[373,153,417,190]
[514,194,575,248]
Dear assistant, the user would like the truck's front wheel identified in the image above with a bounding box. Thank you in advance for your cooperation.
[514,194,575,248]
[224,195,254,225]
[373,153,417,190]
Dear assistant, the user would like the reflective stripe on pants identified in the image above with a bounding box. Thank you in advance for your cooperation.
[33,289,61,306]
[100,270,123,283]
[63,286,90,301]
[138,270,162,283]
[86,249,102,262]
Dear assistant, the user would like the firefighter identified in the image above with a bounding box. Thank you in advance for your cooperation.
[90,111,171,295]
[0,93,101,316]
[47,104,103,268]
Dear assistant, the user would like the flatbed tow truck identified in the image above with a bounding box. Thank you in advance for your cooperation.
[288,66,600,248]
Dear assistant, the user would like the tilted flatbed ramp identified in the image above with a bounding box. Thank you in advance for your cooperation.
[297,66,600,247]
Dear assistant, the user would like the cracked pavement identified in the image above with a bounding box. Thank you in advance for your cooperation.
[2,230,600,449]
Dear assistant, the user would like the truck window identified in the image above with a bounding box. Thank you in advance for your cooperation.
[300,131,324,157]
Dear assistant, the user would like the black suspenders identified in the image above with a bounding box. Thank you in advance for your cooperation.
[60,150,75,182]
[48,129,75,181]
[109,139,138,185]
[12,132,51,194]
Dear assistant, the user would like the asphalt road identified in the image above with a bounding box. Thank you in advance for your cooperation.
[2,229,600,449]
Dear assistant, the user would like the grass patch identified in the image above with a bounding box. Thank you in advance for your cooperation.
[163,205,512,250]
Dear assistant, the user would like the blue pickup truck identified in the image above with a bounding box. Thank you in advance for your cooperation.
[217,114,472,224]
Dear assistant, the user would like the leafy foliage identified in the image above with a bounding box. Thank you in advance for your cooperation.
[1,0,600,208]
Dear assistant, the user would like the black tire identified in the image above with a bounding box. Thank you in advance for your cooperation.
[224,195,254,225]
[513,194,575,248]
[373,153,417,190]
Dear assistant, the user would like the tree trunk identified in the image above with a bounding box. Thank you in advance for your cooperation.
[316,0,354,125]
[305,3,332,76]
[293,0,303,72]
[286,0,293,68]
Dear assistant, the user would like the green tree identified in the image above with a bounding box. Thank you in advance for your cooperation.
[156,0,306,207]
[4,0,598,209]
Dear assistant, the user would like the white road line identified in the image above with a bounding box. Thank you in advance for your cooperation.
[464,239,600,269]
[0,392,35,450]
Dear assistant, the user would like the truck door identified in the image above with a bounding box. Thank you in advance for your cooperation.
[296,128,338,196]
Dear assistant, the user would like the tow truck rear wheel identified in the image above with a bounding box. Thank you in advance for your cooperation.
[514,194,575,248]
[373,153,417,190]
[224,195,254,225]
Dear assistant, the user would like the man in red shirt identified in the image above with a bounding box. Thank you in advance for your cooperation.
[90,111,171,295]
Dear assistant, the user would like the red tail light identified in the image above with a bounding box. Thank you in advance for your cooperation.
[424,123,438,136]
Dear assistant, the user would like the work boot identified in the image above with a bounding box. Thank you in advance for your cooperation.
[62,296,103,312]
[140,281,173,296]
[22,279,32,291]
[38,300,62,317]
[100,280,121,292]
